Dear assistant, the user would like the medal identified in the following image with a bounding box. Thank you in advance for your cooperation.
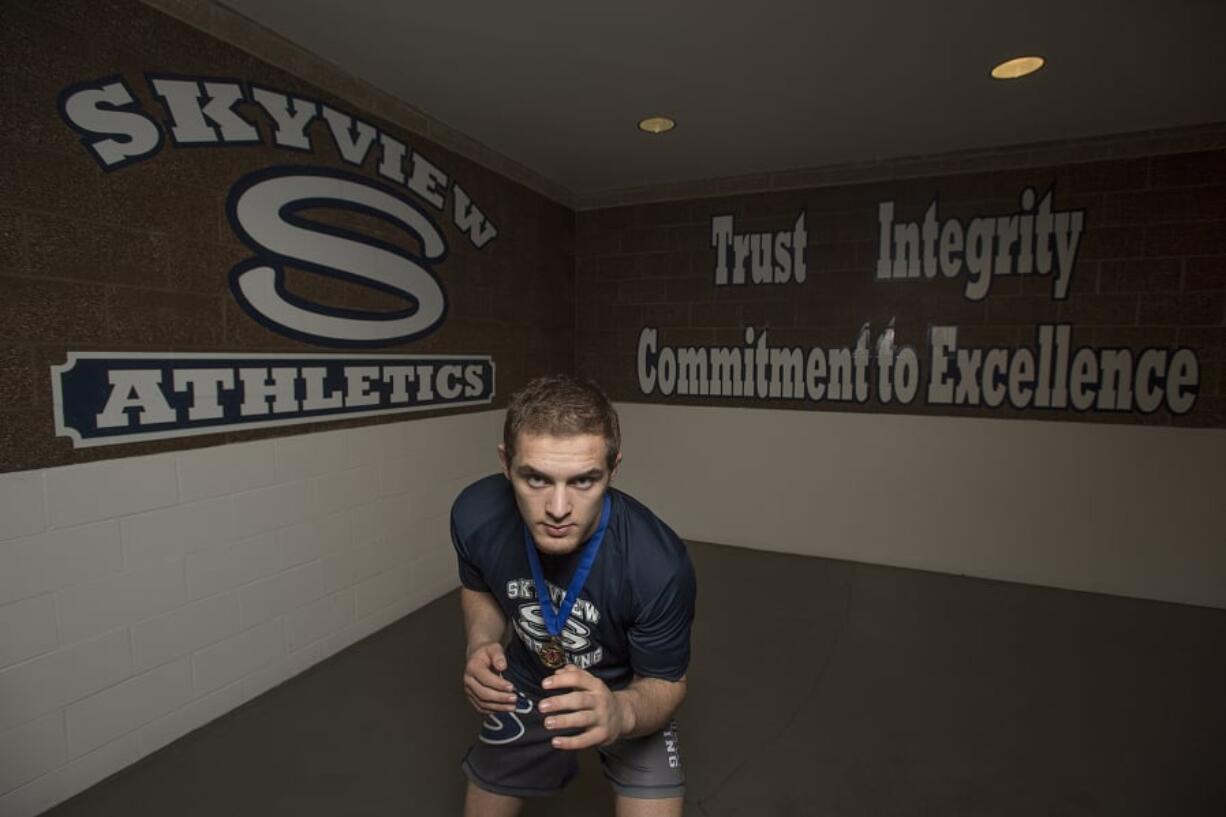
[523,494,612,671]
[538,636,567,670]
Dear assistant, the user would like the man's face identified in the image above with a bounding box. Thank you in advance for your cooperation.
[499,432,620,556]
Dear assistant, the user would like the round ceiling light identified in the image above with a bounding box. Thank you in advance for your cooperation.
[991,56,1045,80]
[638,116,676,134]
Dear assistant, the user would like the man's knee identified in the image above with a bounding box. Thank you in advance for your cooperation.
[463,780,523,817]
[614,793,684,817]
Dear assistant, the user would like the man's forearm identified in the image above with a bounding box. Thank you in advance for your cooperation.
[613,675,687,739]
[460,588,507,655]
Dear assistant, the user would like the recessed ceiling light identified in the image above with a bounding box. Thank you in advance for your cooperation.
[638,116,676,134]
[991,56,1045,80]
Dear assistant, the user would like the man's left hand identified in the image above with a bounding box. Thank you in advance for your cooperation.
[539,666,628,750]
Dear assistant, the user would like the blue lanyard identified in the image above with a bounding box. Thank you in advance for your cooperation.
[522,493,612,637]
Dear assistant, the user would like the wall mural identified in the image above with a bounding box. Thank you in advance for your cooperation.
[49,73,501,448]
[621,176,1217,422]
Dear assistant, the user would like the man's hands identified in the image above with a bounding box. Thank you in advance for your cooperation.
[462,641,518,714]
[539,665,631,750]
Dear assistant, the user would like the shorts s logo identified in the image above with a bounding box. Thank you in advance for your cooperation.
[479,693,534,745]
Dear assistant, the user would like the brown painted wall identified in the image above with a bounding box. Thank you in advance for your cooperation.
[0,0,574,473]
[576,152,1226,428]
[4,0,1224,478]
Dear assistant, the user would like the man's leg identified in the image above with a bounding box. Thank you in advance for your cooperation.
[463,781,523,817]
[614,794,683,817]
[600,720,685,816]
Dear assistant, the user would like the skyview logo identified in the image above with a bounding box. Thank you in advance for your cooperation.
[51,73,501,447]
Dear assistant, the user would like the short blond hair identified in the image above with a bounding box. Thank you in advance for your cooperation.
[503,375,620,471]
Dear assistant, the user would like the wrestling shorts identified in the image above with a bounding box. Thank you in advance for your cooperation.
[462,688,684,799]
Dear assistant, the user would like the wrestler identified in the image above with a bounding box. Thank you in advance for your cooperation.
[451,374,696,816]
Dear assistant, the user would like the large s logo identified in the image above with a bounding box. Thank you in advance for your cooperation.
[226,166,449,347]
[517,603,592,652]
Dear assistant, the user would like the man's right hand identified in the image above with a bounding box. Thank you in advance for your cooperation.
[463,641,518,713]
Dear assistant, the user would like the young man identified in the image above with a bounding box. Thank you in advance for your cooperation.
[450,374,697,817]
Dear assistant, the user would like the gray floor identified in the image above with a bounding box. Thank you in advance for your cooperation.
[43,541,1226,816]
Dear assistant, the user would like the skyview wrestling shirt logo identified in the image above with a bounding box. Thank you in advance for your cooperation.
[509,580,604,670]
[51,73,500,446]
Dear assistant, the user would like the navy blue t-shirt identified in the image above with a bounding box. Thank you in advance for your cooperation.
[451,473,696,696]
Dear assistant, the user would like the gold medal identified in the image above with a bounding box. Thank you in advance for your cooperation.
[538,635,566,670]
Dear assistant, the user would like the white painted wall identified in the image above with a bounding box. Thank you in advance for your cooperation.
[612,403,1226,611]
[0,409,505,817]
[5,400,1222,814]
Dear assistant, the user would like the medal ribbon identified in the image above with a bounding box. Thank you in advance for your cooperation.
[522,493,611,638]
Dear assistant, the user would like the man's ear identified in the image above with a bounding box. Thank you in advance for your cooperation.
[497,443,510,477]
[610,451,623,480]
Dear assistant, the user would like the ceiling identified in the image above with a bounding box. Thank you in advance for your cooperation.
[221,0,1226,202]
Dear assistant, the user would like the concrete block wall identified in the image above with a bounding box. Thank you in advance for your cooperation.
[0,409,503,816]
